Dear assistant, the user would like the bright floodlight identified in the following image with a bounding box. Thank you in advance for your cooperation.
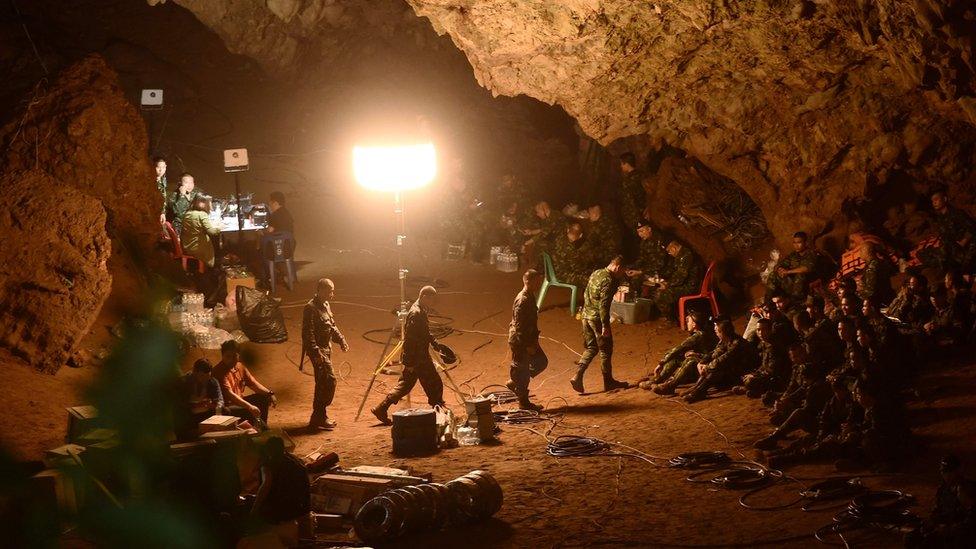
[353,143,437,191]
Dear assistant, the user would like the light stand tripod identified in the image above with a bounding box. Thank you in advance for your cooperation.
[354,191,465,420]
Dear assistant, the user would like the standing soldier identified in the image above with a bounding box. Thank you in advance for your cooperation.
[507,269,548,411]
[303,278,349,431]
[618,152,647,230]
[570,256,631,393]
[154,157,167,226]
[372,286,445,425]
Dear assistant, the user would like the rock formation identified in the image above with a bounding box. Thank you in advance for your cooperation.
[0,55,158,372]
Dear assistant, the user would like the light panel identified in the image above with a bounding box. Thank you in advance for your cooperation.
[353,143,437,191]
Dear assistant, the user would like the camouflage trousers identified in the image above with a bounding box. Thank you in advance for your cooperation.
[578,319,613,376]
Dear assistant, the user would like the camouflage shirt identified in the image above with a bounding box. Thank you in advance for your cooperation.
[636,234,670,277]
[661,329,717,364]
[620,169,647,228]
[586,216,622,266]
[582,268,615,325]
[156,175,167,214]
[552,236,596,287]
[701,336,755,377]
[934,206,976,247]
[665,246,702,292]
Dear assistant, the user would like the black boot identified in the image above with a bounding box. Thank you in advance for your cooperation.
[570,365,586,394]
[603,375,630,392]
[371,399,393,426]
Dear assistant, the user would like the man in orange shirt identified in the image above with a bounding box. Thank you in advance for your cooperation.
[214,340,277,425]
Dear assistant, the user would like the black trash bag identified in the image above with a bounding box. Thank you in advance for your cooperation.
[236,286,288,343]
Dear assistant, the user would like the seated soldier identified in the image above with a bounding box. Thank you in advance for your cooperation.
[829,317,870,381]
[768,344,828,427]
[624,222,671,297]
[766,231,818,301]
[680,319,757,403]
[906,455,976,549]
[834,378,910,471]
[754,352,832,451]
[167,173,202,234]
[733,318,792,403]
[861,298,899,347]
[176,358,224,439]
[887,273,935,327]
[925,287,967,346]
[214,340,277,426]
[520,201,565,258]
[824,278,857,322]
[649,240,702,322]
[585,203,623,267]
[855,241,894,305]
[551,221,596,290]
[765,376,862,469]
[180,195,222,269]
[929,188,976,275]
[944,269,974,335]
[795,310,843,371]
[639,310,717,394]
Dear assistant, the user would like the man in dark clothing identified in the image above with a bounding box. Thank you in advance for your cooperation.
[930,189,976,273]
[681,319,757,403]
[795,310,843,371]
[302,278,349,430]
[267,191,295,235]
[176,358,224,440]
[372,286,445,424]
[250,437,310,546]
[908,455,976,548]
[571,256,630,393]
[766,231,818,301]
[639,310,716,394]
[507,269,548,411]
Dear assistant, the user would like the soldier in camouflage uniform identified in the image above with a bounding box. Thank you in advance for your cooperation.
[570,256,630,393]
[650,240,702,321]
[733,318,792,402]
[931,189,976,274]
[551,221,597,290]
[625,222,671,295]
[618,152,647,230]
[166,173,203,235]
[766,232,818,301]
[154,157,167,225]
[520,201,566,259]
[442,176,486,260]
[754,344,832,450]
[638,310,717,395]
[680,318,757,403]
[855,241,894,305]
[585,204,623,267]
[507,269,547,411]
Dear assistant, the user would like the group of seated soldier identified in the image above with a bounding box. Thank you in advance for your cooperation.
[638,187,976,472]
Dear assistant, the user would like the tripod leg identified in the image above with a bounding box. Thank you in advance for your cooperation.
[354,319,402,421]
[435,359,468,403]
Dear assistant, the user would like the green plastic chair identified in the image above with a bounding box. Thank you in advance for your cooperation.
[538,252,578,315]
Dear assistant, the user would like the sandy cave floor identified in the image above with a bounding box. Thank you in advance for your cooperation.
[5,240,976,548]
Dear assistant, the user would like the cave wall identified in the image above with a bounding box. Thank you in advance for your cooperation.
[401,0,976,248]
[0,55,158,371]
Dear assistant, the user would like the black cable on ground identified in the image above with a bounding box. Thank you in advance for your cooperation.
[668,451,731,469]
[546,435,611,458]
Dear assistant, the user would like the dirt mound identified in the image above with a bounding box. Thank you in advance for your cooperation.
[0,170,112,373]
[0,55,159,371]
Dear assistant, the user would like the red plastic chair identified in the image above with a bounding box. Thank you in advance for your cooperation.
[677,261,719,329]
[164,221,205,274]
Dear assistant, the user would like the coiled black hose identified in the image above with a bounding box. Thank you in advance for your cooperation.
[546,435,610,458]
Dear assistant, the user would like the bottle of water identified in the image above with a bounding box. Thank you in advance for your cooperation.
[457,426,480,446]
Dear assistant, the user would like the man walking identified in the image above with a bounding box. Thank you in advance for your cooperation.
[571,256,631,393]
[507,269,548,411]
[372,286,445,424]
[302,278,349,430]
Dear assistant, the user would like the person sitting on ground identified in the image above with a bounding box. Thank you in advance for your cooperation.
[249,436,310,547]
[176,358,224,439]
[180,195,222,269]
[930,188,976,275]
[766,295,801,345]
[754,352,832,451]
[734,318,792,404]
[837,378,909,471]
[650,240,702,322]
[907,455,976,548]
[768,343,827,427]
[214,340,277,426]
[924,287,967,347]
[584,203,622,267]
[829,317,869,382]
[625,222,671,298]
[551,221,597,290]
[888,272,935,328]
[944,269,974,334]
[167,173,202,234]
[680,318,757,403]
[639,310,717,394]
[795,309,844,370]
[824,278,858,322]
[764,376,862,469]
[766,231,818,301]
[860,298,899,348]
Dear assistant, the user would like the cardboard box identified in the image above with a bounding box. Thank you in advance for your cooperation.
[169,438,217,458]
[66,405,100,443]
[32,469,82,517]
[44,444,86,468]
[226,275,256,299]
[311,474,394,516]
[313,513,345,532]
[74,428,117,446]
[199,415,239,433]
